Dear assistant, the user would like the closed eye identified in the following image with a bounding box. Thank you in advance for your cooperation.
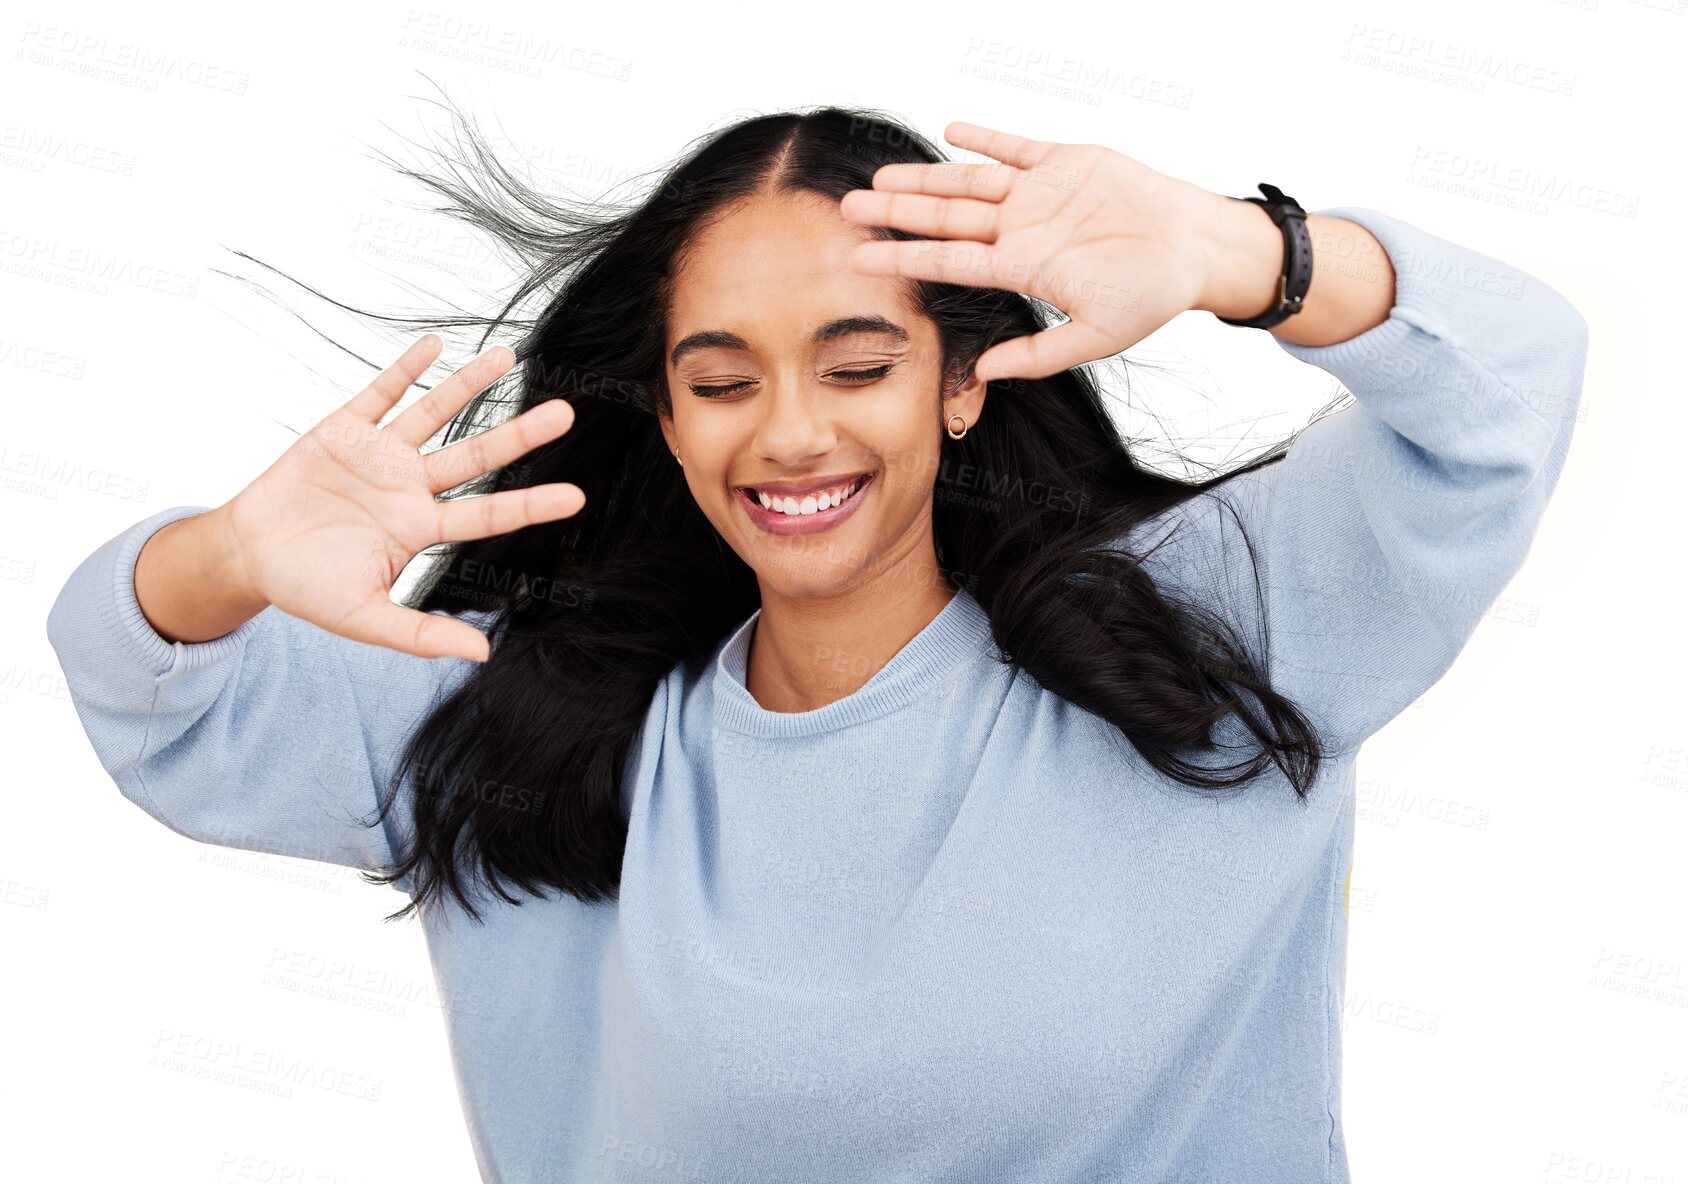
[831,364,894,383]
[687,364,896,399]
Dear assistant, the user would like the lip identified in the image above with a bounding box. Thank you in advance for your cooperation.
[735,470,873,498]
[735,471,876,536]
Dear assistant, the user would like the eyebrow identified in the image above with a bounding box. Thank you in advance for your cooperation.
[669,315,910,368]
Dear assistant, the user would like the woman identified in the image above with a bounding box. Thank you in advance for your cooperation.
[47,107,1587,1182]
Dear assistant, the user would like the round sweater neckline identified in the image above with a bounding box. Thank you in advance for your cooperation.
[710,585,995,737]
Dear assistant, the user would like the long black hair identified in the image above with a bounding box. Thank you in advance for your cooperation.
[236,87,1323,923]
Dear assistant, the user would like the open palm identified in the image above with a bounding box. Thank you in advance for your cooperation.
[840,121,1222,382]
[221,335,584,663]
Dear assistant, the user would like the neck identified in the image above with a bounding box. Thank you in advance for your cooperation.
[745,549,958,714]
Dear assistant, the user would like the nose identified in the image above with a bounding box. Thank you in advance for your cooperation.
[752,374,841,468]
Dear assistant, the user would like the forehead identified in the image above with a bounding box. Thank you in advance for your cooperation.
[666,190,922,341]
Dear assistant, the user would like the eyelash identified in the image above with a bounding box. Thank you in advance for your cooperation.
[687,364,894,399]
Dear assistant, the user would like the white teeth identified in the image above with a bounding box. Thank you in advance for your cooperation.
[754,478,863,516]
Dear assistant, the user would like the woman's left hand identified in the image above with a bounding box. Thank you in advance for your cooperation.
[840,121,1249,384]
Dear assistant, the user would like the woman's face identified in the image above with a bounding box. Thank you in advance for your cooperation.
[659,189,987,602]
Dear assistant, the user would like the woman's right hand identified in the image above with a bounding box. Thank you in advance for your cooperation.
[212,334,584,663]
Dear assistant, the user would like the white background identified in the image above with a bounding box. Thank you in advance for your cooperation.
[2,0,1683,1181]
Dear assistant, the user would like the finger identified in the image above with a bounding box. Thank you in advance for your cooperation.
[866,161,1015,202]
[975,321,1120,383]
[849,237,1008,290]
[345,599,491,663]
[385,345,517,450]
[343,334,444,423]
[839,189,1002,243]
[422,398,577,494]
[432,483,587,545]
[943,121,1053,171]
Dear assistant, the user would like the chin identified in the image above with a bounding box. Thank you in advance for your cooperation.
[748,549,868,601]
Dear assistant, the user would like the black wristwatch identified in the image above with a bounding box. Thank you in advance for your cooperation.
[1215,183,1313,331]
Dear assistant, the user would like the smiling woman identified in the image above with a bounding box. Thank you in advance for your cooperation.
[658,190,984,652]
[669,309,904,540]
[47,93,1587,1183]
[269,96,1339,810]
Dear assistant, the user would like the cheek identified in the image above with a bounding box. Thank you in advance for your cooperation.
[671,410,746,480]
[864,395,943,492]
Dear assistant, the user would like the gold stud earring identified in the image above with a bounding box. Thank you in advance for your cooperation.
[674,450,683,467]
[946,414,969,440]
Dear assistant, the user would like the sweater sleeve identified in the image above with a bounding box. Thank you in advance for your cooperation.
[45,504,485,894]
[1138,205,1589,759]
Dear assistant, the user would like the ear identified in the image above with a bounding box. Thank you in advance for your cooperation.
[942,361,989,433]
[656,406,677,458]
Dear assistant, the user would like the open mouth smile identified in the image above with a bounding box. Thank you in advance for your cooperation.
[733,471,876,535]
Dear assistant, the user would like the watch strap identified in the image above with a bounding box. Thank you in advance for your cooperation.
[1216,183,1313,330]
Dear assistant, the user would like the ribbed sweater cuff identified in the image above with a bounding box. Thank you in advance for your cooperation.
[98,504,267,682]
[1270,205,1450,372]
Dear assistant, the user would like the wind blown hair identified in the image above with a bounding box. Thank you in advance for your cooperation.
[237,89,1324,923]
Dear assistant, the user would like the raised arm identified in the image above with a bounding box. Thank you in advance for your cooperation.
[47,504,494,891]
[1149,203,1589,757]
[46,335,588,890]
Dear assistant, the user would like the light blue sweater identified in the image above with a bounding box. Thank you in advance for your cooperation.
[47,205,1588,1183]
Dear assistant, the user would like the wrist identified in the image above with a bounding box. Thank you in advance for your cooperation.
[1193,189,1286,322]
[204,501,269,614]
[132,506,269,646]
